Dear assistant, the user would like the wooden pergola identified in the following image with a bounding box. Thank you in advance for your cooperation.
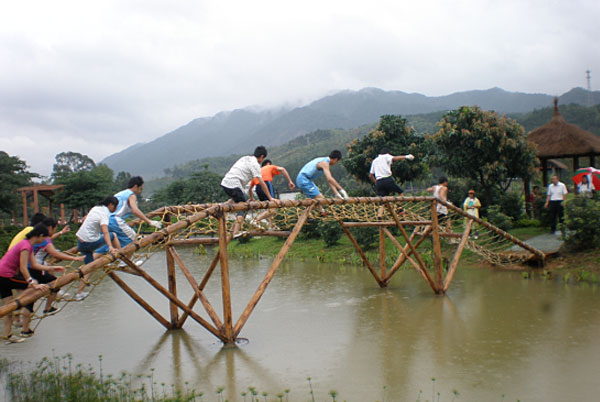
[527,98,600,188]
[17,184,65,226]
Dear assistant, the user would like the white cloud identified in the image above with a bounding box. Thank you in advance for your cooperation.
[1,0,599,175]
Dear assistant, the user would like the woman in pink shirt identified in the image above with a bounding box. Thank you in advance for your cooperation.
[0,224,65,343]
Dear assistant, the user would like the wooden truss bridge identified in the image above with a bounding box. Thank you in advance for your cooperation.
[0,196,545,344]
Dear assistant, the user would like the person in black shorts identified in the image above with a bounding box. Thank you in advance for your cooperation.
[369,147,414,196]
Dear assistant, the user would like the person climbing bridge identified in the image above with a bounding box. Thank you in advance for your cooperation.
[296,150,348,211]
[0,224,65,342]
[248,159,295,229]
[427,177,450,227]
[26,217,85,314]
[96,176,163,256]
[462,189,481,239]
[75,196,121,300]
[221,146,274,237]
[369,147,414,196]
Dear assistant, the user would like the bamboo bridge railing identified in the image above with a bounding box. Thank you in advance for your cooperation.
[0,196,545,344]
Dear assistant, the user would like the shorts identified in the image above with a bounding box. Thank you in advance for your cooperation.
[256,181,275,201]
[375,177,403,196]
[14,270,58,311]
[96,216,136,254]
[78,233,116,264]
[296,174,320,198]
[221,185,246,203]
[0,276,28,300]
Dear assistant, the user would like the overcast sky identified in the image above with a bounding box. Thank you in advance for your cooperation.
[1,0,599,177]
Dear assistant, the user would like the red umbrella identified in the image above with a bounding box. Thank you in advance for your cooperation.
[572,167,600,190]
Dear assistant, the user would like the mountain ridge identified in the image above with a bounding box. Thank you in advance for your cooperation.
[102,86,600,178]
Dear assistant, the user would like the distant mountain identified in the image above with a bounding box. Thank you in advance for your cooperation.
[102,87,600,178]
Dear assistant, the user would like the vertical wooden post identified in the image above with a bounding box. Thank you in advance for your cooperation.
[218,214,234,344]
[21,190,28,226]
[33,189,39,213]
[430,200,443,293]
[60,203,65,225]
[443,220,472,292]
[166,245,179,327]
[379,227,386,278]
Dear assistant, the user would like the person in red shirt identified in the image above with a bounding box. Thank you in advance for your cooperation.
[248,159,295,229]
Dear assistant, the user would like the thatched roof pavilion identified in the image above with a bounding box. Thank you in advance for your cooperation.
[527,98,600,187]
[16,184,65,226]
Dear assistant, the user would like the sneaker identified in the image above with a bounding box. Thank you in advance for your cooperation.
[74,291,89,301]
[57,289,70,298]
[232,231,249,239]
[43,307,60,316]
[3,334,25,344]
[20,329,34,338]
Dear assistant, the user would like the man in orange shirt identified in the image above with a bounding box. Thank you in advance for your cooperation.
[248,159,295,228]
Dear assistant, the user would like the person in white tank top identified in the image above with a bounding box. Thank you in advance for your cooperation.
[427,177,450,225]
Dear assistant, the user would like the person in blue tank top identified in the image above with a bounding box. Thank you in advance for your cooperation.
[296,150,348,200]
[95,176,162,255]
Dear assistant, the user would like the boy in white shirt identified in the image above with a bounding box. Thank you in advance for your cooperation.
[369,147,414,196]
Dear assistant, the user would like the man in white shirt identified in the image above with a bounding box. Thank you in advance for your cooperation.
[369,147,414,196]
[221,146,273,237]
[544,175,568,235]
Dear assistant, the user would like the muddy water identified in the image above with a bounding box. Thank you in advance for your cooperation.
[2,248,599,401]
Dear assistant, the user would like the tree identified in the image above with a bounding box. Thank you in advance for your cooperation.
[114,171,132,190]
[343,115,430,185]
[152,171,227,206]
[54,164,116,211]
[0,152,39,215]
[51,152,96,182]
[431,106,538,206]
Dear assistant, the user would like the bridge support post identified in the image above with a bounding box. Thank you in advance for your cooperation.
[166,245,179,327]
[430,200,444,294]
[218,214,234,344]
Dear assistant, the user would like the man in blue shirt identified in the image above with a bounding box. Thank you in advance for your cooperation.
[296,150,348,200]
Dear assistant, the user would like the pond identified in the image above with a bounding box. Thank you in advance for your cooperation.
[2,247,599,401]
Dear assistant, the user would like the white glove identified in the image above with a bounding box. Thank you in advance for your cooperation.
[405,154,415,161]
[339,189,348,198]
[149,220,163,229]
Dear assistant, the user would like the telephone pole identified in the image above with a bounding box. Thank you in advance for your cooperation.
[586,70,593,106]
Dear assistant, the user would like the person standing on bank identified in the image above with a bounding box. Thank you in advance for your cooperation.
[369,148,414,196]
[221,146,274,237]
[544,175,568,235]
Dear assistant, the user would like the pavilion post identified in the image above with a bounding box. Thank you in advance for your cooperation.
[21,190,28,226]
[32,189,39,213]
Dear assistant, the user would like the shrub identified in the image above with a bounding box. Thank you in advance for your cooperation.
[317,221,343,247]
[350,227,378,249]
[533,197,552,227]
[486,205,513,231]
[563,196,600,251]
[498,192,523,221]
[515,218,540,228]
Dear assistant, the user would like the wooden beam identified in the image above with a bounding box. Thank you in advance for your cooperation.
[379,227,386,278]
[443,220,473,292]
[430,200,444,293]
[384,226,433,283]
[343,221,432,227]
[108,271,171,330]
[176,250,221,328]
[218,215,234,343]
[382,228,437,292]
[166,245,179,327]
[119,256,225,342]
[339,221,384,287]
[233,205,314,338]
[168,246,223,330]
